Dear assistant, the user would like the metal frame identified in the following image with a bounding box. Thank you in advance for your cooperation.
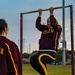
[20,5,74,75]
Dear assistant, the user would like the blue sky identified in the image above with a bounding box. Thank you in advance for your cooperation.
[0,0,75,53]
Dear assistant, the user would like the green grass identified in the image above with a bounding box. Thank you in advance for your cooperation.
[23,64,72,75]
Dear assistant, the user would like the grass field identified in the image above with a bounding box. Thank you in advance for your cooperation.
[23,64,72,75]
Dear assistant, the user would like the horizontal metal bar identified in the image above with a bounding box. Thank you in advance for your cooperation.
[22,5,71,14]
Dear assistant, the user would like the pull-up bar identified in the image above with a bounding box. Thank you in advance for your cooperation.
[20,5,74,75]
[21,5,71,14]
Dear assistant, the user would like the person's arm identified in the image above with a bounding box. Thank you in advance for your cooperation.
[50,15,62,32]
[36,9,47,31]
[12,43,22,75]
[49,7,62,32]
[7,42,22,75]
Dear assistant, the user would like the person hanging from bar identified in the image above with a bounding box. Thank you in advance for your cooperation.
[0,19,22,75]
[30,7,62,75]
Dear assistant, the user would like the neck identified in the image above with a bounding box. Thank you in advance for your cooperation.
[0,33,6,37]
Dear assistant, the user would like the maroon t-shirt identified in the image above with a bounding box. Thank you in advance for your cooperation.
[36,15,62,51]
[0,36,22,75]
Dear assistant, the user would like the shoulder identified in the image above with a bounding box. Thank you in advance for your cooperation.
[5,37,17,47]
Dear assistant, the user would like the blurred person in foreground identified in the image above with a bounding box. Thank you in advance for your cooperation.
[0,19,22,75]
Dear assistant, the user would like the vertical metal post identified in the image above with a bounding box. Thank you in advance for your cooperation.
[20,13,23,75]
[20,13,23,57]
[62,0,66,65]
[70,5,74,75]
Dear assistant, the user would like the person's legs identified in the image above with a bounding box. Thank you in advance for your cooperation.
[30,52,47,75]
[30,51,56,75]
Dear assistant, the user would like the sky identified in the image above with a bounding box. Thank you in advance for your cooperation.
[0,0,75,53]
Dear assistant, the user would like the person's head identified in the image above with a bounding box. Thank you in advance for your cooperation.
[0,19,8,36]
[47,17,59,27]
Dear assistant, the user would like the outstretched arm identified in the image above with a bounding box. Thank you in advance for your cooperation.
[49,7,62,32]
[36,9,47,31]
